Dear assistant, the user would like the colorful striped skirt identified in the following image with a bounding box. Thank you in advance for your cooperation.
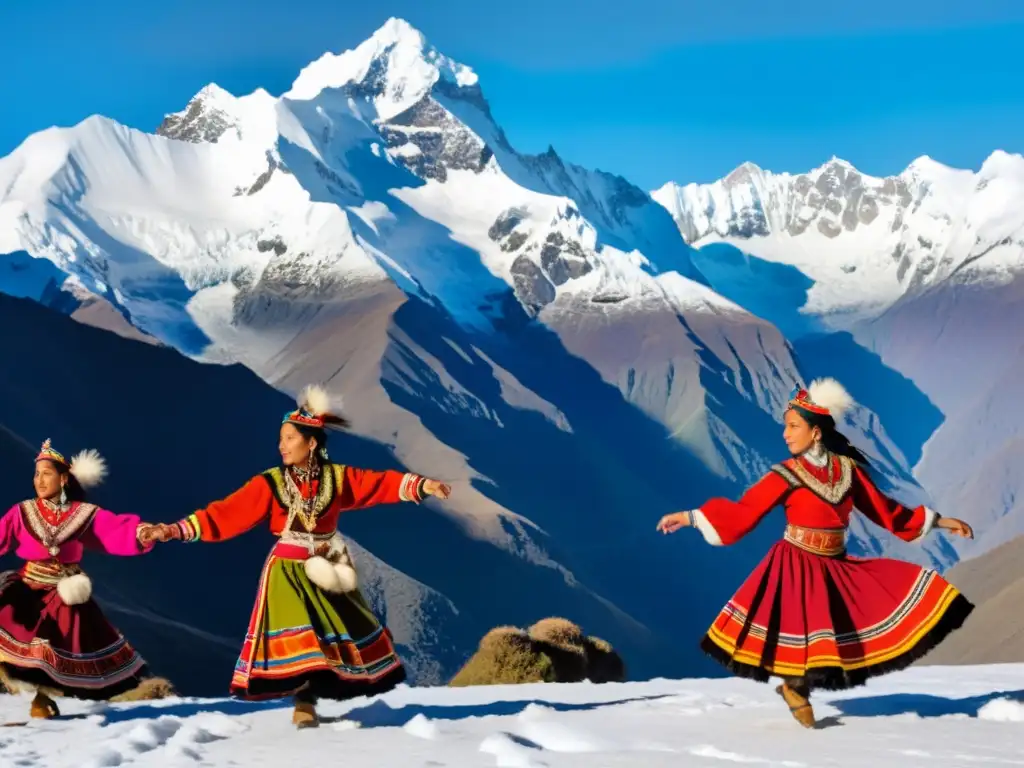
[700,539,974,690]
[0,562,148,698]
[230,542,406,701]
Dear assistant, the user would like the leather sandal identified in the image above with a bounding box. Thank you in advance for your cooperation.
[292,700,319,729]
[30,692,60,720]
[776,683,815,728]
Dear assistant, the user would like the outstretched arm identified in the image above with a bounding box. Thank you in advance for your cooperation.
[656,471,791,546]
[338,466,450,511]
[154,477,274,543]
[852,467,972,542]
[80,508,156,555]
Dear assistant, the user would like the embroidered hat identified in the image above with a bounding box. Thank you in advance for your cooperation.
[35,439,108,488]
[282,385,350,431]
[36,438,68,468]
[787,377,854,422]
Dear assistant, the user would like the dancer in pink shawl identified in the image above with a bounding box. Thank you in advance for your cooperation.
[0,440,164,719]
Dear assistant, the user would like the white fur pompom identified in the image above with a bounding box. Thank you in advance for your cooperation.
[807,377,854,421]
[57,574,93,605]
[333,563,358,593]
[298,384,333,417]
[69,449,108,489]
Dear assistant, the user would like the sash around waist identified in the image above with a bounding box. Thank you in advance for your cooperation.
[21,559,84,586]
[783,524,846,557]
[272,531,336,561]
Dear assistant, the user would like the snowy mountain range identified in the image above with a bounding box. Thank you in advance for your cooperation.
[0,17,1018,689]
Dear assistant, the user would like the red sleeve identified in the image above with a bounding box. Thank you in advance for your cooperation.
[691,471,792,546]
[175,477,273,543]
[338,466,426,511]
[851,466,937,543]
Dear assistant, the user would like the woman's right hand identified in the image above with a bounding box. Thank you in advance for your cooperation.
[147,523,183,543]
[656,511,692,534]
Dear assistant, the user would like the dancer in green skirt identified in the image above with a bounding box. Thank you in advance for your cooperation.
[151,385,451,727]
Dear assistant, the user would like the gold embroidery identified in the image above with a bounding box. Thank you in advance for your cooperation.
[779,455,853,505]
[263,464,336,532]
[19,500,98,555]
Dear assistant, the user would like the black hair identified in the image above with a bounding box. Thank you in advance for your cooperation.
[789,405,871,468]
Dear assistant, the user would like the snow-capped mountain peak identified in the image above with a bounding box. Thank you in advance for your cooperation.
[285,17,478,119]
[157,82,278,147]
[652,152,1024,330]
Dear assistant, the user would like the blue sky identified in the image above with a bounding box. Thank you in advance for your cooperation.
[2,0,1023,188]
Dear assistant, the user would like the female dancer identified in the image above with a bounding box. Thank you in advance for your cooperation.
[656,378,974,728]
[0,440,164,719]
[150,386,451,728]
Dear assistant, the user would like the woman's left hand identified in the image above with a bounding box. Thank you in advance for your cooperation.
[937,517,974,539]
[423,479,451,500]
[137,524,164,546]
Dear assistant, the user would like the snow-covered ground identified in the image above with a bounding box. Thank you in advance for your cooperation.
[4,665,1024,767]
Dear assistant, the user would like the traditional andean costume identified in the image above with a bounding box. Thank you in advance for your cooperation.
[170,388,424,706]
[0,441,154,703]
[689,382,973,697]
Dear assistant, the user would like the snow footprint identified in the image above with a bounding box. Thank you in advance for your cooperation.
[80,718,183,768]
[81,712,248,767]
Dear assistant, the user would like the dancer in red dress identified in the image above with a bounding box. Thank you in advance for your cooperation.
[656,378,974,728]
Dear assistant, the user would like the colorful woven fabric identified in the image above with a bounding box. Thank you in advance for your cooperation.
[700,540,973,690]
[230,551,406,701]
[0,570,148,697]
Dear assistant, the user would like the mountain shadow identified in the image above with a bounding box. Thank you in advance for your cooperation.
[343,292,784,682]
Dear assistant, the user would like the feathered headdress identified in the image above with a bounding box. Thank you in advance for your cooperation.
[35,440,108,488]
[788,377,854,422]
[282,384,351,430]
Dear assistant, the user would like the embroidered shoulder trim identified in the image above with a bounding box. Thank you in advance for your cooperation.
[769,464,802,490]
[332,464,346,499]
[19,500,99,553]
[770,456,854,505]
[261,464,337,527]
[261,468,287,507]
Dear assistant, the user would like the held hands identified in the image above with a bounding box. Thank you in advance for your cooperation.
[937,516,974,539]
[656,511,692,535]
[137,523,182,546]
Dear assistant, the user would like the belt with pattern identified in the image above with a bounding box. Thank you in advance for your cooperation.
[784,524,846,556]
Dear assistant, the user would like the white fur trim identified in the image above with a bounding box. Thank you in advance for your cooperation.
[807,378,854,421]
[329,532,358,591]
[57,573,92,605]
[304,556,344,593]
[690,509,724,546]
[333,563,358,593]
[298,384,333,417]
[68,449,107,489]
[911,507,941,544]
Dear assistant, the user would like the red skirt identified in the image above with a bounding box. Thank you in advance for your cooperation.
[0,568,148,698]
[700,540,974,690]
